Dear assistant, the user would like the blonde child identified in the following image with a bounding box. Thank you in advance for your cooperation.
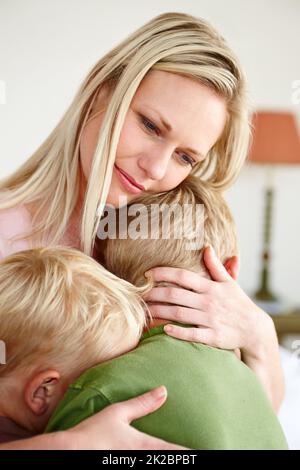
[46,177,288,449]
[0,247,149,443]
[96,175,238,287]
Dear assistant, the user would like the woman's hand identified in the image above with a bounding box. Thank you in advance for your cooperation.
[0,386,188,450]
[143,246,267,355]
[67,385,188,450]
[143,246,284,412]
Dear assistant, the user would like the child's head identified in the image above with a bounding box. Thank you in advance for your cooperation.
[0,246,148,431]
[96,175,238,288]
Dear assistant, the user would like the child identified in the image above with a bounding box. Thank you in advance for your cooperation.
[0,246,148,443]
[95,175,238,284]
[46,176,288,449]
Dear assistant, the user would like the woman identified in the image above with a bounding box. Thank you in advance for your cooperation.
[0,12,283,449]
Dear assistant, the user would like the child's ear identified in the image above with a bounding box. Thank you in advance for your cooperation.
[23,370,61,416]
[223,256,239,280]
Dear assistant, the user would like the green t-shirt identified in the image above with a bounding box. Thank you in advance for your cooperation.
[46,323,288,450]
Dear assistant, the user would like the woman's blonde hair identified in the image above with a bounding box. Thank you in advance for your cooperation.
[96,175,238,288]
[0,247,149,378]
[0,12,250,256]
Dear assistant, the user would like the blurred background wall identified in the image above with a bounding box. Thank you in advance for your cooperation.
[1,0,300,306]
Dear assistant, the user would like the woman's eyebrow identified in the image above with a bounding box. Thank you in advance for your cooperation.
[142,104,206,160]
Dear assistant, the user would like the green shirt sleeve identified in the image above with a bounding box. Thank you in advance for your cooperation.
[46,385,111,432]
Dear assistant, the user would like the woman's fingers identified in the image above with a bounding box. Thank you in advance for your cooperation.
[112,386,189,449]
[118,386,168,423]
[163,324,215,345]
[69,386,189,450]
[144,247,233,291]
[143,287,203,310]
[144,266,211,293]
[203,246,231,282]
[147,304,211,327]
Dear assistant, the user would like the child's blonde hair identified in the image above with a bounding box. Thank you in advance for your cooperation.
[96,175,238,288]
[0,247,149,379]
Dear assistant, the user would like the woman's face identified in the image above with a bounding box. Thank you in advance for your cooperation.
[79,70,228,207]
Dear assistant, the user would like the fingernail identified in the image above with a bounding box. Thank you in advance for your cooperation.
[152,385,167,400]
[164,325,173,333]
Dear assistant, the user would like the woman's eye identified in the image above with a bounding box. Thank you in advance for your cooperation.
[141,116,159,135]
[179,153,196,167]
[140,115,195,168]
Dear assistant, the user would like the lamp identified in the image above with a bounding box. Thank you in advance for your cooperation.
[249,111,300,313]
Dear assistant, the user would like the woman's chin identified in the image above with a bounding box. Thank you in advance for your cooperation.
[106,191,133,208]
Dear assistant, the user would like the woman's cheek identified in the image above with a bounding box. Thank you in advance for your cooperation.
[117,118,143,158]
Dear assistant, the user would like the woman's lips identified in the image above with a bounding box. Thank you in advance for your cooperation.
[114,164,145,194]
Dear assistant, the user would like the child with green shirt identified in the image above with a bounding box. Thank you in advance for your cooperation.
[46,176,288,449]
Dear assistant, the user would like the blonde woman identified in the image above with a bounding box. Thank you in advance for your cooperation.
[0,12,283,449]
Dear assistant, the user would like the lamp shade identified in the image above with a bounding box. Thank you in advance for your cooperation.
[249,111,300,164]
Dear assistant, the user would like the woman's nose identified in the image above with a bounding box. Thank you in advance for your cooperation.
[138,148,170,181]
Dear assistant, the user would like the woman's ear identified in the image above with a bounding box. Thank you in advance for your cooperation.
[223,256,239,280]
[23,370,61,416]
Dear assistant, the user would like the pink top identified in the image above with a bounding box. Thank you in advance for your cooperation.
[0,205,32,260]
